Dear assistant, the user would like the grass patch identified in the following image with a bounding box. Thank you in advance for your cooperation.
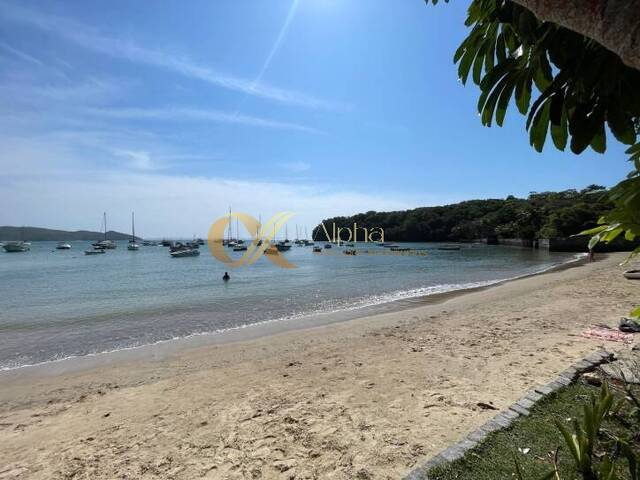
[428,381,637,480]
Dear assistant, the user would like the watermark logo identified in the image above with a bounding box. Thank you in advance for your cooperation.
[317,222,384,244]
[207,211,297,269]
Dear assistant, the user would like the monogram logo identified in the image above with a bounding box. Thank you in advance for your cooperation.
[207,212,297,269]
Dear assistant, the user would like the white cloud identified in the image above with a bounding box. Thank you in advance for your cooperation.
[0,40,43,66]
[85,107,322,134]
[113,149,156,171]
[0,171,415,238]
[0,1,346,111]
[279,161,311,172]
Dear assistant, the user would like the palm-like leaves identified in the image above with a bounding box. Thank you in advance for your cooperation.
[431,0,640,154]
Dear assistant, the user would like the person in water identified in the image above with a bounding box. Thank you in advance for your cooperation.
[223,271,230,281]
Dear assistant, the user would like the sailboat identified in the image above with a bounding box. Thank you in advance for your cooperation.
[303,226,314,246]
[2,227,31,252]
[276,225,292,251]
[128,212,139,251]
[225,207,236,247]
[92,212,116,249]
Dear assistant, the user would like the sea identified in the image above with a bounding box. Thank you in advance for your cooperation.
[0,241,581,370]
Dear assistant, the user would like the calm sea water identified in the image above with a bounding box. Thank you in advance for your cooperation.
[0,241,578,370]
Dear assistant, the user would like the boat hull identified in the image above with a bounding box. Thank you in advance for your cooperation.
[624,270,640,280]
[3,242,30,252]
[170,249,200,258]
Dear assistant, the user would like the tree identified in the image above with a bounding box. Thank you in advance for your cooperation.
[427,0,639,267]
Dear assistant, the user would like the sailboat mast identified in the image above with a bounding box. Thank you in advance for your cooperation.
[131,212,135,241]
[103,212,107,241]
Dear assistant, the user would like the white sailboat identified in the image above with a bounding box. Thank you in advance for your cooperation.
[92,212,116,249]
[2,227,31,252]
[128,212,139,251]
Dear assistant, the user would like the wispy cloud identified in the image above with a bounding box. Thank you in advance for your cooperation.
[0,40,43,66]
[113,149,156,171]
[0,1,344,111]
[85,107,322,134]
[0,78,120,104]
[279,161,311,173]
[0,170,415,237]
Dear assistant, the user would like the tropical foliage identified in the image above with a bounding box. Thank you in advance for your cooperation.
[514,382,640,480]
[314,186,612,243]
[426,0,640,261]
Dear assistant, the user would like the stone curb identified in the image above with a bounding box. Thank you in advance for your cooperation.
[403,349,614,480]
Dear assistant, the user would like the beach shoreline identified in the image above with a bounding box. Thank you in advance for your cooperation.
[0,251,587,379]
[0,253,636,479]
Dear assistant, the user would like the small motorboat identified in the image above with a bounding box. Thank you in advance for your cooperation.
[344,249,357,255]
[56,242,72,250]
[438,245,461,251]
[313,246,322,253]
[93,239,116,249]
[624,269,640,280]
[276,241,292,251]
[324,243,332,249]
[170,248,200,258]
[84,247,105,255]
[233,244,248,251]
[3,241,30,252]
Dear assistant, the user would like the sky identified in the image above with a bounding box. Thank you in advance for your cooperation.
[0,0,631,238]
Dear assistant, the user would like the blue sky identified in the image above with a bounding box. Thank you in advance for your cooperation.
[0,0,630,237]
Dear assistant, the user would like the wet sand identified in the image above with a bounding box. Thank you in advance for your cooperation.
[0,253,637,479]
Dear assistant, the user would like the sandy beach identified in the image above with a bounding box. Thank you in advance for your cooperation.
[0,253,637,479]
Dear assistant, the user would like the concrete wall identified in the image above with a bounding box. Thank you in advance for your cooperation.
[540,235,640,253]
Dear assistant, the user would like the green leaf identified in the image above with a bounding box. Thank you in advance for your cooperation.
[472,42,487,85]
[590,121,607,154]
[515,74,532,115]
[588,233,602,250]
[482,75,511,127]
[551,105,568,150]
[607,101,637,145]
[579,225,607,236]
[529,101,551,152]
[495,77,517,126]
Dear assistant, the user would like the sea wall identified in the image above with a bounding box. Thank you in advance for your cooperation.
[478,236,639,252]
[539,236,640,253]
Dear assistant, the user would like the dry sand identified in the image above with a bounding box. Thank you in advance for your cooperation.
[0,253,637,479]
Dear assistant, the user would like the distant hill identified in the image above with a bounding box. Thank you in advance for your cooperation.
[0,226,139,242]
[313,185,613,242]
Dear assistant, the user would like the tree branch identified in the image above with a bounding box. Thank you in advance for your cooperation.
[511,0,640,71]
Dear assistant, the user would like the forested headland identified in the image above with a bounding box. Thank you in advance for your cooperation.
[314,185,611,242]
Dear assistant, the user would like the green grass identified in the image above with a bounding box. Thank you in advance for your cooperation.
[428,381,636,480]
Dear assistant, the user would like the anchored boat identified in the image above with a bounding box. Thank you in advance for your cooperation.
[3,241,30,252]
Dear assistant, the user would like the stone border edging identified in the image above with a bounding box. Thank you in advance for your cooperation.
[404,349,615,480]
